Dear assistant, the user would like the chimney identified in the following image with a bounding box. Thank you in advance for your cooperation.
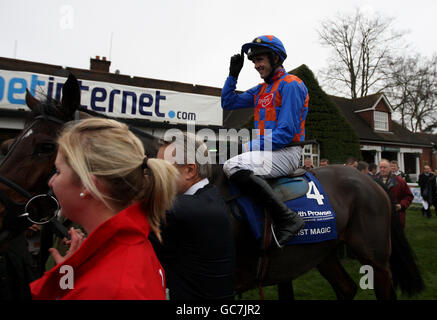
[90,55,111,72]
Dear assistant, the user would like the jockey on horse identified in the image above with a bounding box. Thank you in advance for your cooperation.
[221,35,308,248]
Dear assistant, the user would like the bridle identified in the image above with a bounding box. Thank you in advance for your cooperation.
[0,114,66,231]
[0,107,158,236]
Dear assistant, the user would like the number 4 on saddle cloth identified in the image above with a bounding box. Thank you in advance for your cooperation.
[228,170,337,245]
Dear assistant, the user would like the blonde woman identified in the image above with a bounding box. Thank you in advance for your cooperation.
[30,118,178,300]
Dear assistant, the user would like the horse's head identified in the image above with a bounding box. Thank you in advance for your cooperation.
[0,74,80,234]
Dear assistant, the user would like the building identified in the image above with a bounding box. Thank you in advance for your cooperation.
[2,56,435,178]
[414,132,437,169]
[0,56,226,160]
[330,93,435,181]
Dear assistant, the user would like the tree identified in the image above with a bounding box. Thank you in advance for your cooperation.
[318,8,405,99]
[384,54,437,133]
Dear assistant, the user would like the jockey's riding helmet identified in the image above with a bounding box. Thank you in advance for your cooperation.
[242,35,287,64]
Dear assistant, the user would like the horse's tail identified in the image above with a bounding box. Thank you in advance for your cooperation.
[389,196,425,297]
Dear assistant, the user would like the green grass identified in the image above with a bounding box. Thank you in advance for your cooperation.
[240,204,437,300]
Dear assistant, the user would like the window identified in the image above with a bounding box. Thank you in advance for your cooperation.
[374,111,388,131]
[300,143,320,167]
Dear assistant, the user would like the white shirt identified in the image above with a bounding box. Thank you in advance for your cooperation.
[183,178,210,195]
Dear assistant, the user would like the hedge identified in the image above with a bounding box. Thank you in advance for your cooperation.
[290,65,361,164]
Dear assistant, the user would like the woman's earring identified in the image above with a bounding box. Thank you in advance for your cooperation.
[79,192,85,198]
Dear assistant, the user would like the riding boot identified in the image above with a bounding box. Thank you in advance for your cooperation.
[230,170,305,248]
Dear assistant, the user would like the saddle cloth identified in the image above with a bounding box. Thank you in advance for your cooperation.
[229,171,337,245]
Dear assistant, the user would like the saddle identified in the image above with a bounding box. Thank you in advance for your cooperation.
[226,168,309,208]
[267,168,309,203]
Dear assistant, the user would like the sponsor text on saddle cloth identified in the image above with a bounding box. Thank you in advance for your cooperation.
[230,172,337,244]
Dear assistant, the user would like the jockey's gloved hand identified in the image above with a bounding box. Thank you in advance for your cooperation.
[229,49,244,78]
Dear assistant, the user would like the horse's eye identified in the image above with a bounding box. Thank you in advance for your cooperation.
[35,143,56,155]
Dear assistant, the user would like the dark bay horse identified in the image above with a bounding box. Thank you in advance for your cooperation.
[212,163,424,299]
[0,74,424,300]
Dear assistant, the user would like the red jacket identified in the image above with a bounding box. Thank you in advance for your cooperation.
[30,203,166,300]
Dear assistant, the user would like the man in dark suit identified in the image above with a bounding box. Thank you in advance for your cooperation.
[418,165,436,218]
[152,132,235,300]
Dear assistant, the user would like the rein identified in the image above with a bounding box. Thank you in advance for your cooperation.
[0,175,32,200]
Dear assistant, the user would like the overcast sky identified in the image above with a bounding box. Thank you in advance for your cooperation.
[1,0,436,92]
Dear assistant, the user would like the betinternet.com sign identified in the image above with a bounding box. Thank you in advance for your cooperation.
[0,69,222,126]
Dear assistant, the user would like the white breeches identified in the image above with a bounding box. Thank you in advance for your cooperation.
[223,146,302,178]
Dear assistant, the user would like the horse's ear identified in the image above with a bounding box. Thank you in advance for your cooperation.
[61,73,81,116]
[25,89,40,111]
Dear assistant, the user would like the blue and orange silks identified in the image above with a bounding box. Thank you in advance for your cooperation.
[221,68,309,151]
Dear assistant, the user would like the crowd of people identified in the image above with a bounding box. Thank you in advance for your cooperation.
[303,156,436,225]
